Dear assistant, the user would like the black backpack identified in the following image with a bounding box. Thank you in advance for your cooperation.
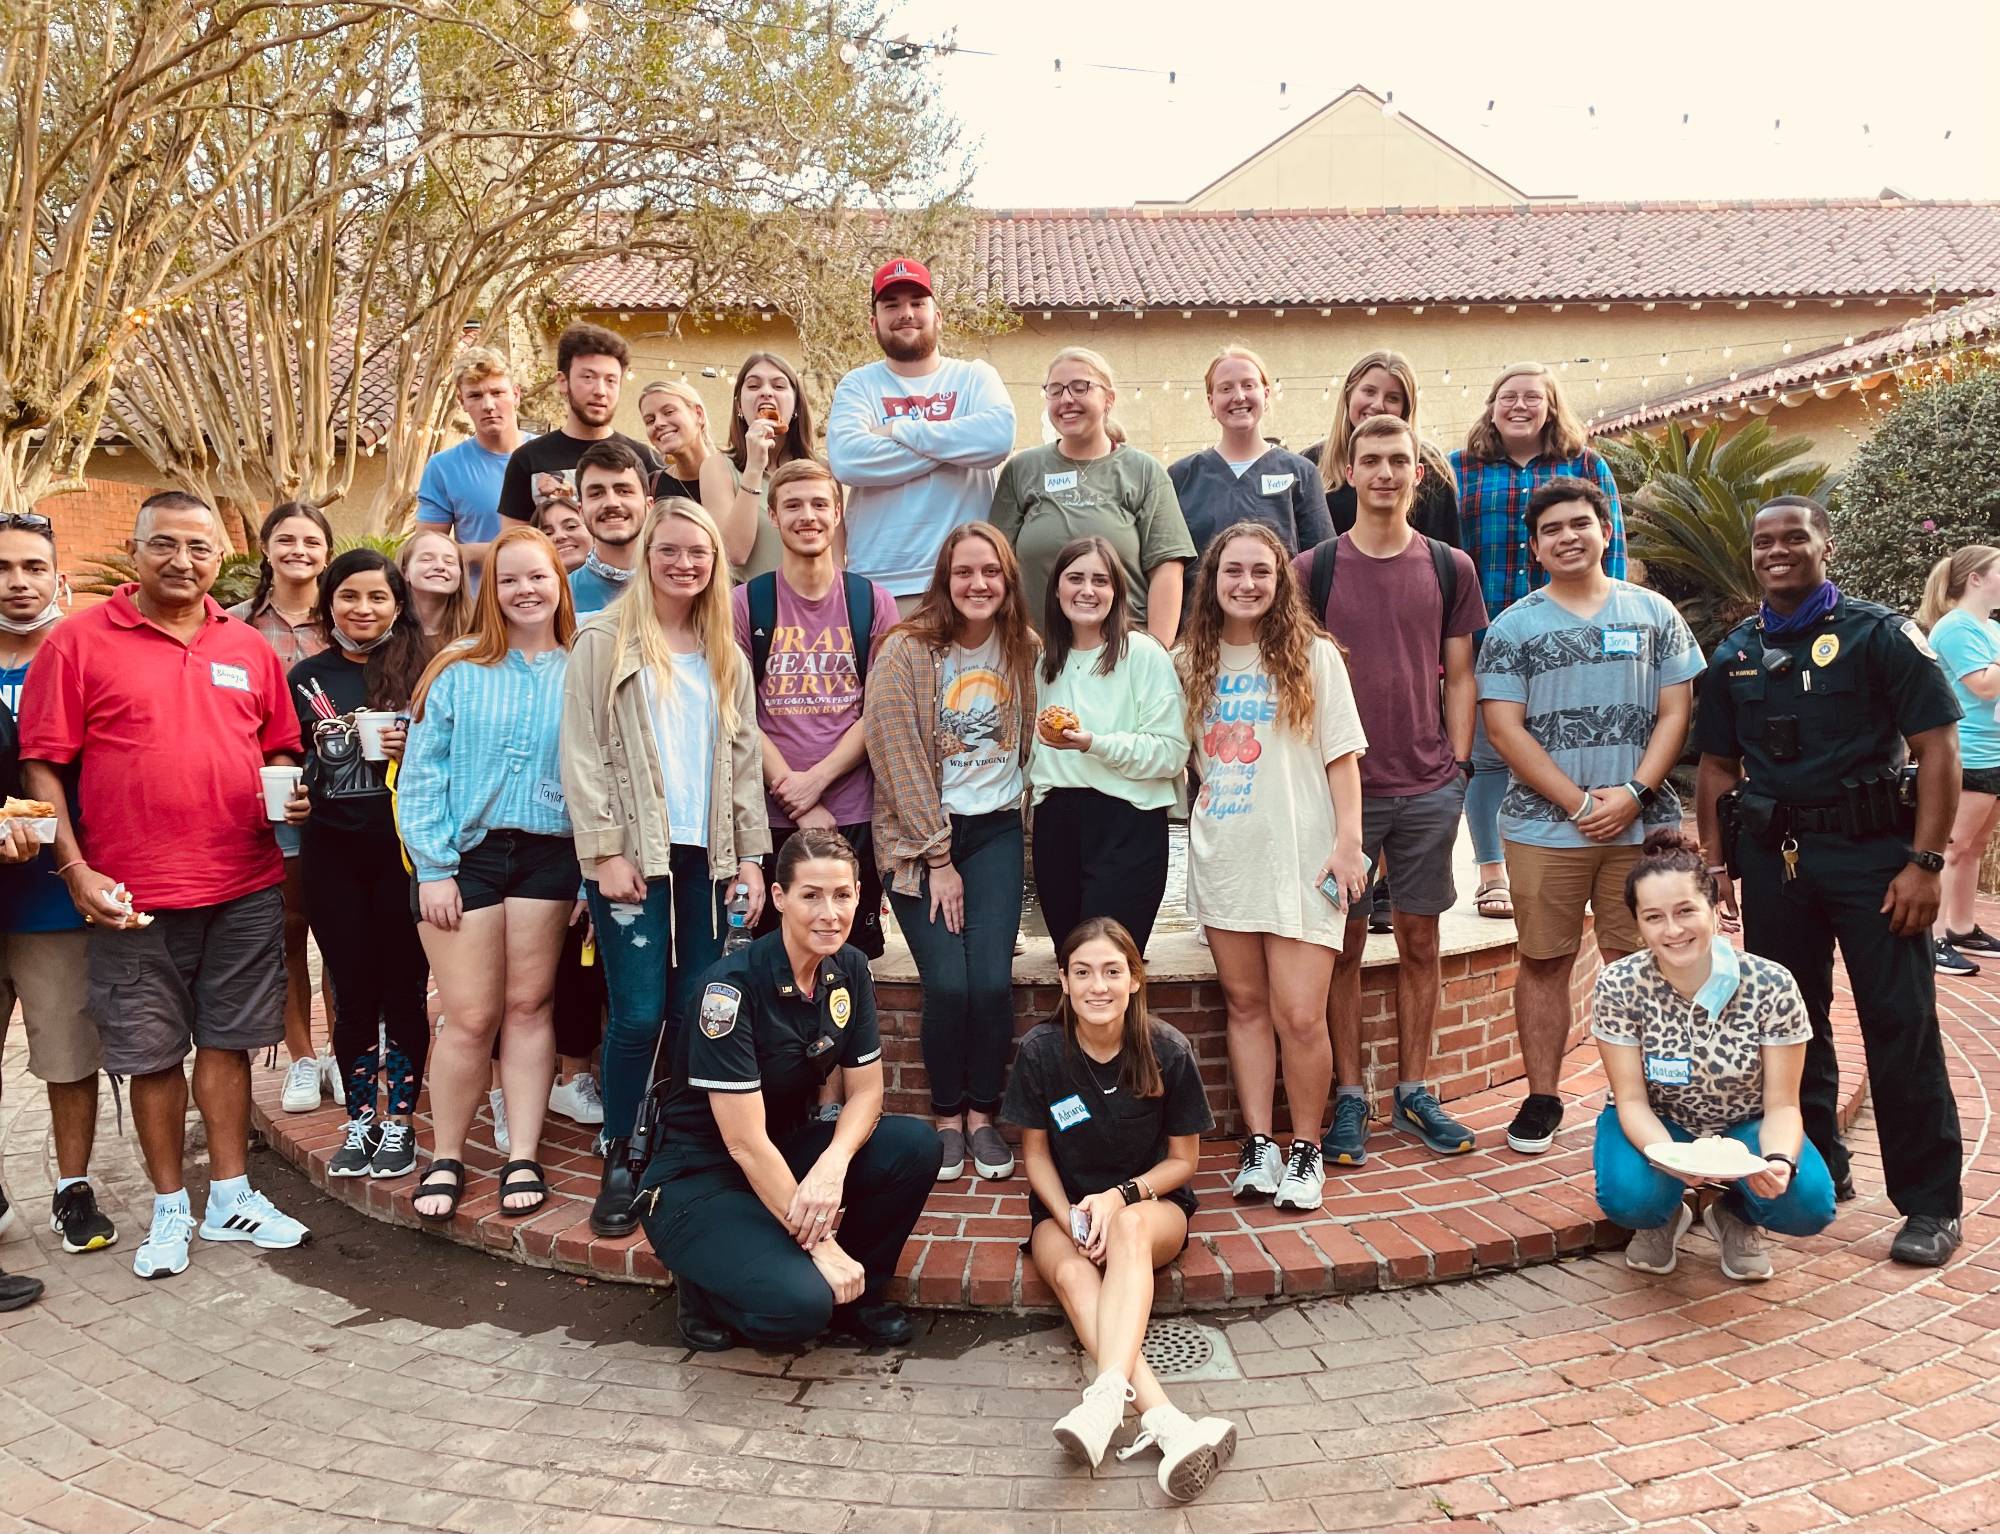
[745,571,876,683]
[1307,535,1459,647]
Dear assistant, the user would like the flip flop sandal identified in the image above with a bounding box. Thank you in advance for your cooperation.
[413,1159,464,1225]
[498,1159,549,1218]
[1473,881,1514,920]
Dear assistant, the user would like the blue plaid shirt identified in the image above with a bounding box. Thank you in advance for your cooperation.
[1449,448,1626,620]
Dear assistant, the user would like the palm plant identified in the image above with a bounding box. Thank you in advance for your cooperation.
[73,550,263,605]
[1598,420,1832,648]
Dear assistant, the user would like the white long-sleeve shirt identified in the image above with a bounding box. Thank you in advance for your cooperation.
[826,356,1016,596]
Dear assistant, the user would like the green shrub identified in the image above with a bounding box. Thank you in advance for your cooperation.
[1830,366,2000,616]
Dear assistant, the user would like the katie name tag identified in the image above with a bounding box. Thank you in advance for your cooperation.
[1644,1054,1693,1086]
[1602,629,1641,657]
[1049,1093,1092,1131]
[1260,473,1295,495]
[1043,471,1080,494]
[209,661,251,692]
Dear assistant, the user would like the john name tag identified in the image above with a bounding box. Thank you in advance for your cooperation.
[1602,629,1641,657]
[1043,471,1079,494]
[1260,473,1296,495]
[1644,1054,1693,1086]
[1049,1093,1092,1131]
[209,661,251,691]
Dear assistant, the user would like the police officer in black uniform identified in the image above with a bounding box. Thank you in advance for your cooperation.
[1694,496,1964,1267]
[636,827,942,1350]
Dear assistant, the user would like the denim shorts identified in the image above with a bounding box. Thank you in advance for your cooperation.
[412,829,580,917]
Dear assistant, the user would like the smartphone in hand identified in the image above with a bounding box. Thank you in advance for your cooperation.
[1070,1205,1092,1245]
[1319,854,1377,911]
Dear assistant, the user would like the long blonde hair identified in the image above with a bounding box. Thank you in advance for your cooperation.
[1464,361,1588,463]
[1046,346,1127,447]
[410,525,575,719]
[637,379,715,482]
[608,496,745,740]
[398,528,475,649]
[1320,349,1454,491]
[1177,521,1319,740]
[1918,545,2000,631]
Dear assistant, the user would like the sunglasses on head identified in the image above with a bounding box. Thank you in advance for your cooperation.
[0,514,52,534]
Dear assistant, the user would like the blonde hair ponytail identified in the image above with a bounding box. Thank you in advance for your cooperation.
[1917,545,2000,631]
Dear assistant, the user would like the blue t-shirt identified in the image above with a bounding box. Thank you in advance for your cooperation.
[0,661,84,934]
[1928,609,2000,770]
[568,563,633,617]
[1475,581,1705,848]
[415,436,518,546]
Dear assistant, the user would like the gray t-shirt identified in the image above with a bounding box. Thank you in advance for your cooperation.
[1475,581,1704,847]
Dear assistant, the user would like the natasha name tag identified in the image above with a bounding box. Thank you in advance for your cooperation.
[1644,1054,1693,1086]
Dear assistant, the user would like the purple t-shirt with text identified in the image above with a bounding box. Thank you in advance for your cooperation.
[1293,533,1487,797]
[732,572,900,827]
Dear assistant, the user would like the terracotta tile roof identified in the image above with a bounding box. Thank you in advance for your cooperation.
[1591,293,2000,435]
[562,200,2000,312]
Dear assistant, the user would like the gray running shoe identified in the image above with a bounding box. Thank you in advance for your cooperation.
[1625,1200,1694,1274]
[1703,1202,1772,1282]
[936,1127,966,1182]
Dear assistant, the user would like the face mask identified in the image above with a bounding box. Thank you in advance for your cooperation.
[331,624,393,654]
[585,548,635,585]
[0,593,63,635]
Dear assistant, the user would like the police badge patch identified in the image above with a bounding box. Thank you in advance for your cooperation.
[699,983,742,1039]
[828,988,852,1030]
[1900,619,1939,660]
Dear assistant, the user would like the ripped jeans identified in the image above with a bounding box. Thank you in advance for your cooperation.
[589,843,728,1140]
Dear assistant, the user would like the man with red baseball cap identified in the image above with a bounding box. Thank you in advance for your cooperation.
[829,257,1015,605]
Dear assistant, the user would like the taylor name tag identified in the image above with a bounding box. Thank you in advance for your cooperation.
[534,778,565,810]
[209,661,251,691]
[1049,1093,1092,1131]
[1043,471,1079,493]
[1260,473,1295,495]
[1644,1054,1693,1086]
[1602,629,1641,657]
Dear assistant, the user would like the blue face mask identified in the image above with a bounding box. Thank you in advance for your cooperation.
[331,624,393,654]
[1690,937,1741,1017]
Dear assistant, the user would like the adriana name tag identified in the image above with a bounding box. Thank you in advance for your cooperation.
[1260,473,1296,496]
[1049,1093,1092,1131]
[209,661,251,691]
[1643,1054,1693,1086]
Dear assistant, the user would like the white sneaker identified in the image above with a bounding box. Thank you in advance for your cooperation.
[1121,1404,1238,1502]
[1625,1201,1694,1274]
[200,1188,308,1250]
[1052,1371,1133,1470]
[1231,1134,1284,1199]
[1703,1201,1773,1282]
[320,1051,343,1097]
[548,1073,605,1127]
[280,1056,324,1113]
[134,1204,195,1279]
[489,1088,511,1154]
[1273,1140,1325,1213]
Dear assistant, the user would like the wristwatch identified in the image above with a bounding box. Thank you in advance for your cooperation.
[1622,778,1654,806]
[1117,1180,1143,1206]
[1911,850,1945,874]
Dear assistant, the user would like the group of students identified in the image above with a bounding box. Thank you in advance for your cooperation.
[0,252,1978,1502]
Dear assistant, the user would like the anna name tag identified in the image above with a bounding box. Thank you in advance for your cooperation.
[1044,471,1080,494]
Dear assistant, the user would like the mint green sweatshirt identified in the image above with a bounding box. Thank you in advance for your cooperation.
[1029,632,1189,809]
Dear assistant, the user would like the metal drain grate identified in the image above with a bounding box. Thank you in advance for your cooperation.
[1141,1321,1240,1382]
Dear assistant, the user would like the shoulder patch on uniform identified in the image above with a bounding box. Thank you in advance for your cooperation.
[828,987,852,1030]
[1900,619,1939,660]
[699,983,742,1040]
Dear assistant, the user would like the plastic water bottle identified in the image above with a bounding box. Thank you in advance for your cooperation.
[722,882,753,953]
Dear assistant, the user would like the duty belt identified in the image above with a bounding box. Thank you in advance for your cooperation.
[1770,803,1849,836]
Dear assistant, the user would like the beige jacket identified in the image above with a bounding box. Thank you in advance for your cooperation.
[561,612,770,880]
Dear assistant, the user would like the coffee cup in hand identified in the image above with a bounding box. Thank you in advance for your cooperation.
[355,710,396,761]
[260,765,305,822]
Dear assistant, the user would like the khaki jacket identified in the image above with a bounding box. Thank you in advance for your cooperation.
[561,612,770,881]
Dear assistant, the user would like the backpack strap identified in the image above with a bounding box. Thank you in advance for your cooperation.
[1307,538,1337,623]
[746,572,778,683]
[843,571,874,676]
[1424,536,1457,646]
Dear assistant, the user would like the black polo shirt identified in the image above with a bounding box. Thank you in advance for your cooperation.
[647,931,882,1180]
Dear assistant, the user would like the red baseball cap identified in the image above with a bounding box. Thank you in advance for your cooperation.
[871,257,934,300]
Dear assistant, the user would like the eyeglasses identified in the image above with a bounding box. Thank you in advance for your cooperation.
[651,545,715,566]
[1495,391,1548,408]
[139,536,221,561]
[1042,380,1105,402]
[0,513,53,534]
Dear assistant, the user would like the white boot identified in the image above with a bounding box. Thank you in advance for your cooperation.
[1121,1402,1238,1501]
[1052,1370,1132,1469]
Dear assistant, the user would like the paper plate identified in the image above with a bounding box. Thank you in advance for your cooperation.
[1643,1136,1770,1181]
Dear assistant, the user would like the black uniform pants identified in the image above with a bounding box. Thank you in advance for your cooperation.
[641,1115,942,1345]
[1033,788,1170,952]
[1739,830,1962,1218]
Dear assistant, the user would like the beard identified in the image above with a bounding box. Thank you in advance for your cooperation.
[877,320,938,364]
[569,396,616,427]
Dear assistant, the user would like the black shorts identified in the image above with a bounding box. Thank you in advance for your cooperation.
[1025,1188,1196,1255]
[413,829,580,917]
[1964,765,2000,798]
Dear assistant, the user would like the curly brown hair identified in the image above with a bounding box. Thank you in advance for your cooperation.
[1177,520,1319,740]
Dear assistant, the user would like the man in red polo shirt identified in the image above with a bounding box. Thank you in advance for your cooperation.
[19,491,310,1281]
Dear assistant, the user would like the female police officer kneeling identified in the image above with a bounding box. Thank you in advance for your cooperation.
[637,828,941,1350]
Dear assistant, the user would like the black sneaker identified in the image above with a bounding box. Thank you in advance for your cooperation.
[1505,1093,1564,1155]
[328,1115,378,1178]
[830,1300,914,1347]
[0,1266,41,1312]
[1934,940,1980,977]
[1889,1214,1962,1267]
[369,1120,416,1179]
[0,1181,14,1240]
[1948,925,2000,955]
[50,1182,117,1253]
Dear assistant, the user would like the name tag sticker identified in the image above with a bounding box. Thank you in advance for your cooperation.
[1043,471,1079,494]
[1260,473,1296,495]
[534,778,566,810]
[1602,629,1641,657]
[1644,1054,1694,1086]
[209,661,251,691]
[1050,1093,1092,1131]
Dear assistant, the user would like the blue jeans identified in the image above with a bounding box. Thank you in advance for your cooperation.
[591,843,728,1140]
[1466,709,1508,868]
[890,809,1023,1117]
[1593,1104,1837,1236]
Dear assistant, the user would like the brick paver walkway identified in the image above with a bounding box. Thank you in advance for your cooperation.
[3,950,1997,1531]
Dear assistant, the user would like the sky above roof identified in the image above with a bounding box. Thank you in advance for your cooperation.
[889,0,1999,208]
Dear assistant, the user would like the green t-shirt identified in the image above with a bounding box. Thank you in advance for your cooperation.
[989,443,1195,629]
